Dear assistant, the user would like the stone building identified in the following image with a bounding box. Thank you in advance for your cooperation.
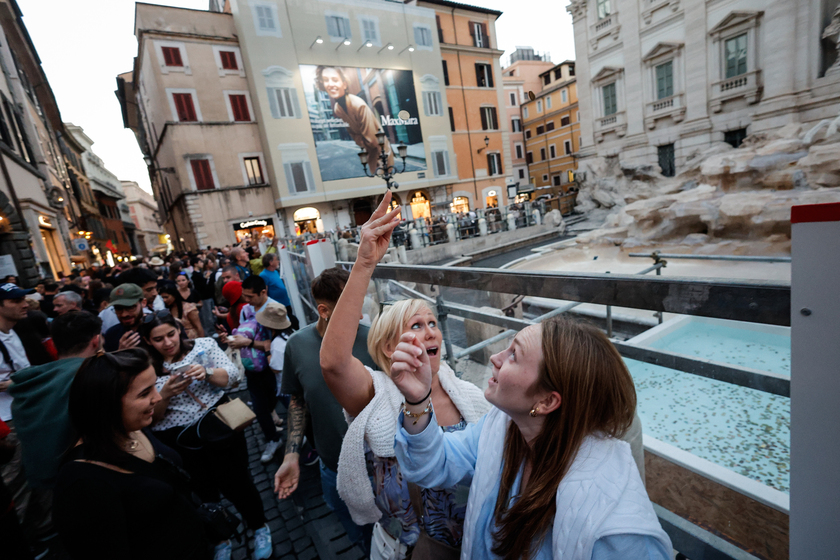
[117,0,511,248]
[521,60,581,198]
[122,180,161,256]
[0,0,77,283]
[567,0,840,176]
[502,47,554,200]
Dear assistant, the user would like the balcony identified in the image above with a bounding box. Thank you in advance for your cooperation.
[710,69,762,113]
[642,0,681,25]
[645,93,686,129]
[589,11,620,51]
[594,110,627,143]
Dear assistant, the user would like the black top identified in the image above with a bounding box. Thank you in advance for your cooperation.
[103,322,137,353]
[53,430,208,560]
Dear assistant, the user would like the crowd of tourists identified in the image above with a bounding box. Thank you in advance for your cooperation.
[1,192,672,560]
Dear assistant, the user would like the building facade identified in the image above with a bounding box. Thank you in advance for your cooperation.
[119,0,511,248]
[122,180,161,256]
[567,0,840,175]
[521,60,581,197]
[502,48,554,196]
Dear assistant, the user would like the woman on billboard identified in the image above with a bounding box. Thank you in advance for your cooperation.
[316,66,394,170]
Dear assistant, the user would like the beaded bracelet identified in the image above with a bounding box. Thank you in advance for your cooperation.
[402,398,433,425]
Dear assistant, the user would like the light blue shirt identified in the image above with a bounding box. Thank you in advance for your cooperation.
[394,412,671,560]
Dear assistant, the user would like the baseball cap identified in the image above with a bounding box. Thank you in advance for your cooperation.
[109,283,144,307]
[0,283,34,300]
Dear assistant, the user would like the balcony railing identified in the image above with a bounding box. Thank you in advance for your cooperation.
[589,11,620,50]
[594,110,627,142]
[645,93,686,129]
[711,69,762,112]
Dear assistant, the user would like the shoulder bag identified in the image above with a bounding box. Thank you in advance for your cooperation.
[407,482,461,560]
[175,391,256,450]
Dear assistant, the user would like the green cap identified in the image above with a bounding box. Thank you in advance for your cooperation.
[110,283,144,307]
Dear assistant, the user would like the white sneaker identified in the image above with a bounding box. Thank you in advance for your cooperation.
[260,439,281,463]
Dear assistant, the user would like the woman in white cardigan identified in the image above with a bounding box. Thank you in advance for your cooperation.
[390,312,673,559]
[321,191,490,559]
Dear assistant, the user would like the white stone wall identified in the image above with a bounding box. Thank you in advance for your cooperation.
[568,0,840,173]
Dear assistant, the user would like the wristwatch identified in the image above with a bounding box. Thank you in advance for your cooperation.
[205,367,214,378]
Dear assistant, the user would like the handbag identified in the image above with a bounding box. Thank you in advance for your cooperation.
[176,393,256,450]
[407,483,461,560]
[196,502,242,543]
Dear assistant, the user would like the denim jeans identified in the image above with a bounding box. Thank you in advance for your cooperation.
[319,460,372,554]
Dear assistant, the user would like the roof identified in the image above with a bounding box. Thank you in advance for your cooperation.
[539,60,576,78]
[417,0,502,18]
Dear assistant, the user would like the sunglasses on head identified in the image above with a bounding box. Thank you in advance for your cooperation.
[143,309,172,323]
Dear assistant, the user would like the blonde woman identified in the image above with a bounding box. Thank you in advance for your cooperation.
[321,191,490,559]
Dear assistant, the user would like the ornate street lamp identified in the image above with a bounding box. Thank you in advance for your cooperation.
[358,129,408,190]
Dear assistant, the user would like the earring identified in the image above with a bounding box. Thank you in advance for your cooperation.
[529,406,538,417]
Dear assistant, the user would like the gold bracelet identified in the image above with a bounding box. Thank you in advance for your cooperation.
[402,398,432,425]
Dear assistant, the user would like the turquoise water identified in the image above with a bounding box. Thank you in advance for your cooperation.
[627,321,791,493]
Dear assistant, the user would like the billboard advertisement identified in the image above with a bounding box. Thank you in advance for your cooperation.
[300,65,426,182]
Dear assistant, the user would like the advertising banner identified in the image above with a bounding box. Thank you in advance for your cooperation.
[300,65,426,182]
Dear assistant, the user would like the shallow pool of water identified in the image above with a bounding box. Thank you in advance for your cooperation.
[627,320,791,493]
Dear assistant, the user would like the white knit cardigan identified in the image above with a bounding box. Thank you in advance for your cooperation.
[337,363,491,525]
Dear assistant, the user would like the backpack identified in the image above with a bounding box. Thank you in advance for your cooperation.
[232,319,269,372]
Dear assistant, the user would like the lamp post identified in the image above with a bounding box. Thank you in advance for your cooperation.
[357,129,408,190]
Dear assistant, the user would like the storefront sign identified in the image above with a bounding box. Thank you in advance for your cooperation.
[0,254,17,277]
[38,215,52,227]
[72,238,90,252]
[235,218,273,230]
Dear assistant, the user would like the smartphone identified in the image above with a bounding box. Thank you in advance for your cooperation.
[171,364,191,380]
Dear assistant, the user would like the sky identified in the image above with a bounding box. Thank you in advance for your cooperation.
[18,0,576,194]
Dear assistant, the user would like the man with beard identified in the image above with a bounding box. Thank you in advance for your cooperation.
[101,284,150,352]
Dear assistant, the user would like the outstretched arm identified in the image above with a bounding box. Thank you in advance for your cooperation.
[275,395,306,499]
[321,191,401,417]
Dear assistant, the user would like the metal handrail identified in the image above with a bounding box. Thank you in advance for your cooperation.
[630,251,791,263]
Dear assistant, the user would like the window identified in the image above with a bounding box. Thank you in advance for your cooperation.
[436,15,445,43]
[525,129,531,139]
[602,83,617,116]
[546,121,555,131]
[326,14,352,40]
[509,92,517,106]
[219,51,238,70]
[253,2,281,37]
[656,61,674,99]
[725,34,748,78]
[414,25,433,48]
[560,115,570,127]
[190,159,215,190]
[227,93,251,121]
[542,174,549,182]
[285,162,313,193]
[449,107,455,131]
[480,106,498,130]
[172,92,198,122]
[536,100,542,112]
[536,125,544,135]
[658,144,675,177]
[543,74,550,86]
[470,22,488,48]
[526,151,533,164]
[487,153,502,176]
[553,175,562,186]
[423,92,442,116]
[554,69,563,81]
[360,16,380,45]
[546,96,552,109]
[564,140,572,154]
[597,0,611,20]
[243,157,264,185]
[561,89,568,103]
[162,47,183,67]
[518,169,525,179]
[569,65,575,76]
[475,63,493,87]
[549,145,556,158]
[540,148,546,161]
[724,128,747,148]
[511,117,522,132]
[523,106,529,119]
[432,150,450,177]
[442,61,450,86]
[269,88,300,119]
[515,144,523,159]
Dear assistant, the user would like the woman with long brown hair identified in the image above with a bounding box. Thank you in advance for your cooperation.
[391,315,672,560]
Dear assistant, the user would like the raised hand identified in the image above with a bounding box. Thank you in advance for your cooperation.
[356,190,401,268]
[390,332,432,404]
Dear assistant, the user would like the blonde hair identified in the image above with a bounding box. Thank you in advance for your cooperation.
[367,299,436,373]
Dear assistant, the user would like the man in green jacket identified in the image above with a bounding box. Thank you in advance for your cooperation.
[10,311,102,490]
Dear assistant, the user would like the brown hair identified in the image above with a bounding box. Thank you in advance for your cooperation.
[315,65,349,93]
[492,317,637,560]
[310,267,350,305]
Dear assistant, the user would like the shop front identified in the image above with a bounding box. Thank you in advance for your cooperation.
[450,196,470,214]
[292,208,322,236]
[37,213,68,278]
[233,217,275,243]
[409,190,431,220]
[485,189,499,208]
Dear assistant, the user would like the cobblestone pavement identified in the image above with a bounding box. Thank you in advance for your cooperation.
[226,389,366,560]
